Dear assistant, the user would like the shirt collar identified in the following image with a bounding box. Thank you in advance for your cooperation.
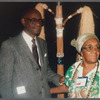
[22,30,36,42]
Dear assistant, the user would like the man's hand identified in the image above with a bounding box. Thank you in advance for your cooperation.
[59,76,65,85]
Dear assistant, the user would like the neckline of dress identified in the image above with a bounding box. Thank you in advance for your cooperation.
[68,60,99,98]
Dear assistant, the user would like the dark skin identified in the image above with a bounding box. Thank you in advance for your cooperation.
[50,38,100,94]
[80,38,100,76]
[21,8,65,86]
[21,9,42,38]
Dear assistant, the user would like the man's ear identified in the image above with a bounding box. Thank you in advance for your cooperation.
[21,18,25,26]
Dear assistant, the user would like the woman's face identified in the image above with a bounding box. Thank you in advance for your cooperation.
[81,38,100,64]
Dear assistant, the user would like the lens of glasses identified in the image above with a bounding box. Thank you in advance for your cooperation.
[82,44,100,52]
[24,18,44,26]
[30,18,44,26]
[85,46,93,52]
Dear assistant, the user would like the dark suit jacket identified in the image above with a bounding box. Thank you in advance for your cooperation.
[0,32,61,98]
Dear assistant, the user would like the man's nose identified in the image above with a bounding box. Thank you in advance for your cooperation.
[36,21,41,26]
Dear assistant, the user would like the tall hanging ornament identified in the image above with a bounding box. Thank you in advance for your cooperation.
[76,6,95,61]
[54,3,83,98]
[35,3,45,40]
[55,2,64,98]
[35,3,54,40]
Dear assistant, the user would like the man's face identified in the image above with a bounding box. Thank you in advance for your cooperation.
[22,9,42,37]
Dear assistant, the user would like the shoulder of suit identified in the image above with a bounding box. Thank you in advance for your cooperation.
[2,33,21,45]
[37,36,46,42]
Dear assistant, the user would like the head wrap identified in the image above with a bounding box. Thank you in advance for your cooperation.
[71,33,99,53]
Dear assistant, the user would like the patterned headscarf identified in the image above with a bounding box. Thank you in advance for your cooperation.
[71,33,99,53]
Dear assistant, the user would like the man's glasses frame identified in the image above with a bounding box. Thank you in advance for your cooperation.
[24,17,44,26]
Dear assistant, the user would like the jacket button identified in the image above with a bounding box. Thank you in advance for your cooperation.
[41,78,43,81]
[36,68,39,70]
[39,91,42,94]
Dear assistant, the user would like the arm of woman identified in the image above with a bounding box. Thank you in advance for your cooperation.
[50,84,68,94]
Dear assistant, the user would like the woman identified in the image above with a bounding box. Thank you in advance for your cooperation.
[50,33,100,98]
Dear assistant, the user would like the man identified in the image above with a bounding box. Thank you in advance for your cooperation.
[0,8,64,98]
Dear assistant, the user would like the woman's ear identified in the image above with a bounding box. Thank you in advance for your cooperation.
[80,51,83,57]
[21,18,25,27]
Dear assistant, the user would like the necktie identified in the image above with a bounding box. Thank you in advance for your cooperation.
[32,39,40,69]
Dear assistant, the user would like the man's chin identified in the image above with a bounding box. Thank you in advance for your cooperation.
[35,33,40,36]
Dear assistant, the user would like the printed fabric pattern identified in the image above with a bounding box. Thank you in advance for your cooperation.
[64,60,100,98]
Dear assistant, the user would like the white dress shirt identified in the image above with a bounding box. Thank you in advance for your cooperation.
[22,30,41,66]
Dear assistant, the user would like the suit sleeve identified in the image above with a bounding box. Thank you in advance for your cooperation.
[44,42,62,86]
[47,65,62,86]
[0,41,14,97]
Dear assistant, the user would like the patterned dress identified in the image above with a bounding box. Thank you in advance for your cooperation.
[64,60,100,98]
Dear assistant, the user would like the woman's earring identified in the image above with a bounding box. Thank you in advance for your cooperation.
[81,57,83,60]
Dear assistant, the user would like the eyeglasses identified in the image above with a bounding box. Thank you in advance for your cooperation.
[24,17,44,26]
[81,45,100,52]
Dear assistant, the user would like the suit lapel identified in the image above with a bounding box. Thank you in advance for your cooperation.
[16,33,39,69]
[36,37,44,68]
